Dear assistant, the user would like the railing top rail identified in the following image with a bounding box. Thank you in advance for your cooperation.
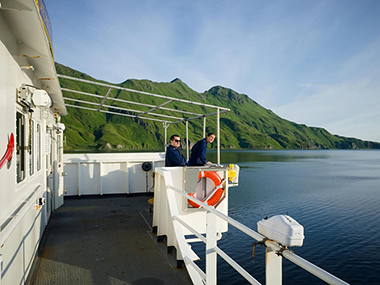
[167,185,265,242]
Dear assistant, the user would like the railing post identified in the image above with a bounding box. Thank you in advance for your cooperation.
[206,211,217,285]
[266,246,282,285]
[217,108,220,165]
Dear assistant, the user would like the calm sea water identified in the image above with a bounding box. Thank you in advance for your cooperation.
[193,150,380,284]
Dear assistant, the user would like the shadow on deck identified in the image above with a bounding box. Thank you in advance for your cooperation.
[30,194,192,285]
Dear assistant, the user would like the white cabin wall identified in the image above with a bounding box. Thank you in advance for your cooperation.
[63,153,165,196]
[0,15,57,284]
[0,41,37,225]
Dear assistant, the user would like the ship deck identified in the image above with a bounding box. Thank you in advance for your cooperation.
[30,194,192,285]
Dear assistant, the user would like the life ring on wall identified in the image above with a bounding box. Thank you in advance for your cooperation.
[188,171,224,208]
[0,133,15,170]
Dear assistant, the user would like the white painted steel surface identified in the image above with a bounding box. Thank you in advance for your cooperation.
[153,168,349,285]
[206,212,217,285]
[63,153,165,195]
[0,1,67,283]
[266,247,282,285]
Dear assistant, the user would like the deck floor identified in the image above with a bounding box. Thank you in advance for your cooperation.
[30,195,192,285]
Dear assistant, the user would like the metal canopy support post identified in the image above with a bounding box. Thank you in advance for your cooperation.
[203,116,206,138]
[163,122,169,151]
[58,75,230,111]
[217,108,220,165]
[137,99,173,118]
[62,87,204,118]
[60,75,231,164]
[186,120,189,160]
[97,88,112,111]
[65,104,168,123]
[64,97,181,120]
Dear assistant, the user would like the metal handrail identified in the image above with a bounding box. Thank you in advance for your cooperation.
[167,185,349,285]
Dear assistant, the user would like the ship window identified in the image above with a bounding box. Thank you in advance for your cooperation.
[57,134,62,163]
[49,130,53,167]
[29,120,35,176]
[16,112,25,183]
[37,124,41,171]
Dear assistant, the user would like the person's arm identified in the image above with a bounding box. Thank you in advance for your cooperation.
[199,140,208,164]
[180,153,187,166]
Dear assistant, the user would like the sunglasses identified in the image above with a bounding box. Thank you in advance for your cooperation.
[174,140,181,142]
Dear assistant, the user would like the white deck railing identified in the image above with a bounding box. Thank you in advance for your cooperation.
[155,168,349,285]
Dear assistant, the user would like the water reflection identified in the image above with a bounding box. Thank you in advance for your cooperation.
[192,149,380,285]
[206,150,331,164]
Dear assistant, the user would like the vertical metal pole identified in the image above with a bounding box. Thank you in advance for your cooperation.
[206,211,217,285]
[203,116,206,138]
[217,108,220,165]
[266,247,282,285]
[164,122,168,151]
[186,120,189,160]
[99,162,103,195]
[77,162,81,196]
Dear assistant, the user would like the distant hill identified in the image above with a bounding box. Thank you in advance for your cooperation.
[56,63,380,151]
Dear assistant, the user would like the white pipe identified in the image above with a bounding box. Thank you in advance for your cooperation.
[65,104,169,123]
[63,88,203,116]
[203,116,206,138]
[173,216,206,243]
[214,247,261,285]
[217,108,220,165]
[183,256,207,281]
[168,185,264,241]
[164,122,168,151]
[64,98,182,120]
[186,120,189,160]
[59,75,230,111]
[168,185,349,285]
[170,109,229,125]
[280,247,349,285]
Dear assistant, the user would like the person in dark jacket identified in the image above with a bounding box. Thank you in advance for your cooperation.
[165,134,187,167]
[187,133,215,166]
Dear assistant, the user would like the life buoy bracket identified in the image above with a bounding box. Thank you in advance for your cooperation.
[188,171,225,208]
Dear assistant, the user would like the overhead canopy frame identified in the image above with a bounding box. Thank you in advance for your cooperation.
[58,74,230,164]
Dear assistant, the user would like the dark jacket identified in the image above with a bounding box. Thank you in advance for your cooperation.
[165,145,187,167]
[187,138,207,166]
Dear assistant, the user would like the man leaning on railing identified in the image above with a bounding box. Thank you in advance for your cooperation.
[165,134,187,167]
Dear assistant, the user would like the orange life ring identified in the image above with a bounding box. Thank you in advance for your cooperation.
[188,171,224,208]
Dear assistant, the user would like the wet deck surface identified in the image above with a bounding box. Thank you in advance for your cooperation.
[30,195,192,285]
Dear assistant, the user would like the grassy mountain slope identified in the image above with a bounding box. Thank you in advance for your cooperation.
[56,63,380,151]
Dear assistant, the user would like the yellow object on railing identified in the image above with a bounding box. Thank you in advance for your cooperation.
[228,164,236,182]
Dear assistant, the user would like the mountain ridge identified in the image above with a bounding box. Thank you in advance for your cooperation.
[56,63,380,151]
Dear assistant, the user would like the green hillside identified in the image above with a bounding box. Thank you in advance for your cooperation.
[56,63,380,151]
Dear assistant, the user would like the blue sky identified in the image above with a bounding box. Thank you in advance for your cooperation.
[46,0,380,142]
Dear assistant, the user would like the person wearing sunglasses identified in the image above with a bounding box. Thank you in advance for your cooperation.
[187,133,215,166]
[165,134,187,167]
